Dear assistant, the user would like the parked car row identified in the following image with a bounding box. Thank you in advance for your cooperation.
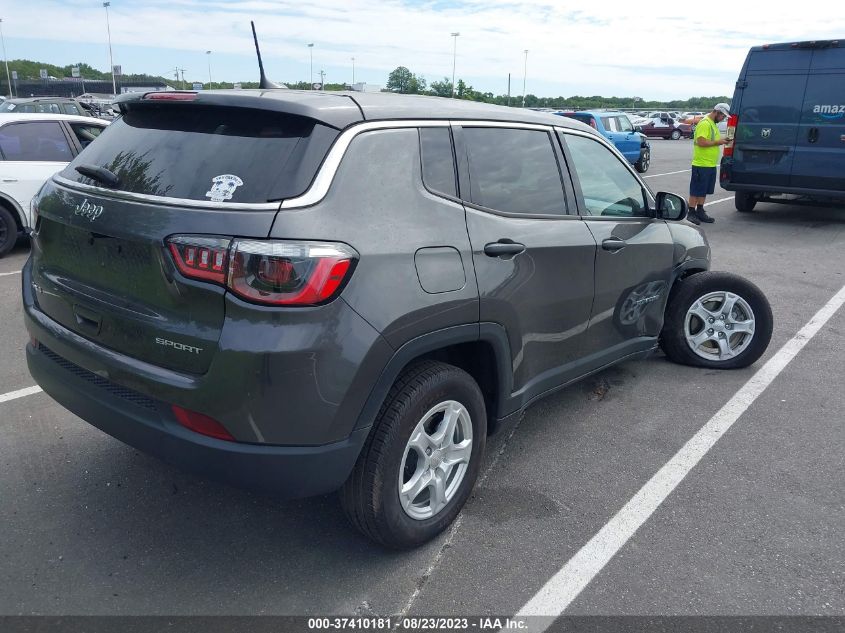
[555,110,651,172]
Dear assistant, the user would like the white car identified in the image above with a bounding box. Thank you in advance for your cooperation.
[0,113,109,256]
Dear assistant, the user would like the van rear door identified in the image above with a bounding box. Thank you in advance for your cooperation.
[790,45,845,192]
[731,48,811,188]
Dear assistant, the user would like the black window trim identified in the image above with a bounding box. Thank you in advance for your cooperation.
[453,123,575,220]
[417,126,462,205]
[556,127,658,222]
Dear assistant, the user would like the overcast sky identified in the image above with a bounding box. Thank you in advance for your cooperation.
[3,1,844,99]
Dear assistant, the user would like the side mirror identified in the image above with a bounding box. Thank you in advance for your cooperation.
[655,192,688,221]
[634,125,643,133]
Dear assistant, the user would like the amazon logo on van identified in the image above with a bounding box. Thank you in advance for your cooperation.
[812,105,845,119]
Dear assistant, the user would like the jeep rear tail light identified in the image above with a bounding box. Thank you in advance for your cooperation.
[172,405,235,441]
[724,114,739,157]
[228,239,357,306]
[167,235,230,285]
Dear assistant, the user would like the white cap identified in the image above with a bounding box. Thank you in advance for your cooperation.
[713,103,731,117]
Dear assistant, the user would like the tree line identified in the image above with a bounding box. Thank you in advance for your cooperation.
[384,66,729,110]
[2,58,729,109]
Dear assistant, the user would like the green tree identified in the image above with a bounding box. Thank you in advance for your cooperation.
[386,66,427,94]
[429,77,452,97]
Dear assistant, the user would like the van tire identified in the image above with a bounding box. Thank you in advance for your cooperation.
[735,191,757,213]
[341,360,486,549]
[0,206,18,258]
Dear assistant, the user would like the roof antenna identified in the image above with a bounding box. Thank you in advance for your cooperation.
[251,21,284,89]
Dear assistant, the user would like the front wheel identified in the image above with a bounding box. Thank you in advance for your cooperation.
[635,149,650,173]
[341,360,487,549]
[670,129,681,140]
[660,272,773,369]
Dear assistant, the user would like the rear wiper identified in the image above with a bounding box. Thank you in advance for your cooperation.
[75,164,119,188]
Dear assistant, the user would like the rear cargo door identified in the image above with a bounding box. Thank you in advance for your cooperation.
[31,103,337,375]
[790,46,845,191]
[731,49,811,187]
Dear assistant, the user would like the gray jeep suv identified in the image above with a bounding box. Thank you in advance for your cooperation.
[23,90,773,548]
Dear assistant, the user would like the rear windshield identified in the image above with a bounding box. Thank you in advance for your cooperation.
[60,105,338,203]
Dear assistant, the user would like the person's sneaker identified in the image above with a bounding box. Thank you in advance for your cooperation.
[687,211,701,225]
[695,207,716,223]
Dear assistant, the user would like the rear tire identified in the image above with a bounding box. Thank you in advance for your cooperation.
[660,271,773,369]
[0,206,18,258]
[670,129,681,140]
[341,360,487,549]
[735,191,758,213]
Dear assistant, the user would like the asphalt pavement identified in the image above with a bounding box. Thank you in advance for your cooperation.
[1,139,843,618]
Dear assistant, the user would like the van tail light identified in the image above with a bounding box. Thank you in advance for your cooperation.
[228,239,357,306]
[172,405,235,441]
[724,114,739,157]
[167,236,230,284]
[165,236,357,306]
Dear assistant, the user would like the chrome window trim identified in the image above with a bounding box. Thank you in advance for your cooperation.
[51,174,282,210]
[281,119,450,209]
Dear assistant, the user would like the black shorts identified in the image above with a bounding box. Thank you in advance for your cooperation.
[689,166,717,197]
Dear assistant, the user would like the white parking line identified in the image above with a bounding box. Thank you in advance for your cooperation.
[516,283,845,627]
[0,385,42,404]
[703,196,733,207]
[0,270,22,277]
[642,169,691,178]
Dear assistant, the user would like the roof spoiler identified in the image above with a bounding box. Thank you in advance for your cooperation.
[252,21,286,90]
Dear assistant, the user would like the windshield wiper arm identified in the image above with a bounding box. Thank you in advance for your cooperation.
[75,164,119,188]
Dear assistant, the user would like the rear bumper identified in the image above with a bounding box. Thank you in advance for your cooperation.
[25,340,369,498]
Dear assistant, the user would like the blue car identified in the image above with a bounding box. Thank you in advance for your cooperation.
[556,110,651,173]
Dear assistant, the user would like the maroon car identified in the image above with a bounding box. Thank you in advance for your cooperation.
[639,119,692,140]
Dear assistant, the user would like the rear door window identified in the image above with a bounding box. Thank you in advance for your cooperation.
[462,127,567,215]
[0,121,74,162]
[63,103,82,116]
[60,105,339,203]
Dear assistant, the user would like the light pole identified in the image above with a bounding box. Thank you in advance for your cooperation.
[307,43,314,87]
[351,56,355,86]
[0,19,11,99]
[450,32,460,98]
[103,2,116,96]
[206,50,212,85]
[521,49,528,108]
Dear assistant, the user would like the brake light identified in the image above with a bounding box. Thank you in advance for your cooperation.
[228,239,357,306]
[165,236,357,306]
[172,405,235,441]
[723,114,739,157]
[167,236,230,284]
[144,92,197,101]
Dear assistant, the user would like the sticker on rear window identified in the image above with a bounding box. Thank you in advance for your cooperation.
[205,174,244,202]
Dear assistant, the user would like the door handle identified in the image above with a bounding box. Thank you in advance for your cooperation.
[808,127,819,144]
[1,178,17,183]
[484,240,526,258]
[602,238,627,252]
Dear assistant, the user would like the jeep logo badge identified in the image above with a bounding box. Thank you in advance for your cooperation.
[761,128,771,139]
[74,199,104,222]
